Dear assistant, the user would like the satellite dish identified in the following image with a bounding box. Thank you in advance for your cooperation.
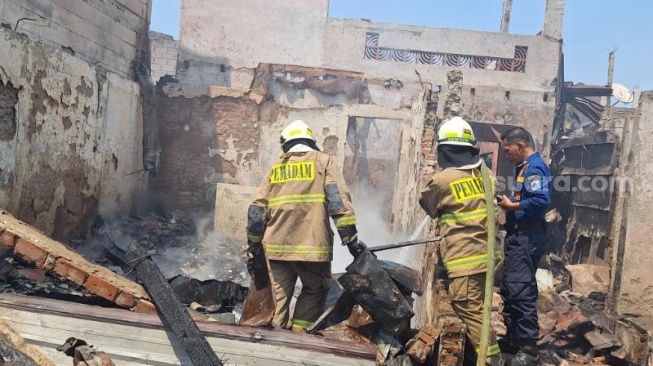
[612,83,634,103]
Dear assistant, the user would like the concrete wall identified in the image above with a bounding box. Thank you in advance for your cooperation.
[0,0,152,78]
[178,0,328,85]
[177,0,561,152]
[150,31,178,82]
[0,28,146,240]
[177,0,560,90]
[612,91,653,316]
[323,19,559,90]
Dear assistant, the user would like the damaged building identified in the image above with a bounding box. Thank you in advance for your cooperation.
[0,0,151,241]
[154,0,565,323]
[0,0,652,364]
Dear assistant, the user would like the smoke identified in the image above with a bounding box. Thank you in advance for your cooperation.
[155,231,249,286]
[331,184,428,273]
[78,211,249,287]
[154,216,250,286]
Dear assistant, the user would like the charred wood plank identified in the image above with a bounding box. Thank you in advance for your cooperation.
[128,243,223,366]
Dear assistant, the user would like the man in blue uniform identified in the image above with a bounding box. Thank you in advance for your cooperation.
[497,127,551,366]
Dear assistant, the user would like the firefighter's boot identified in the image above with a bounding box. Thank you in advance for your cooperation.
[505,344,540,366]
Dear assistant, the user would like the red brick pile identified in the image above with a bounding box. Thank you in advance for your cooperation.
[0,210,156,314]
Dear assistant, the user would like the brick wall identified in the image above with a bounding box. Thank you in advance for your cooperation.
[150,31,178,82]
[150,89,264,215]
[0,210,156,314]
[415,92,442,327]
[1,0,151,78]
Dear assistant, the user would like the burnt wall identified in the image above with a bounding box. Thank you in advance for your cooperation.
[151,89,267,214]
[460,85,556,155]
[0,28,146,241]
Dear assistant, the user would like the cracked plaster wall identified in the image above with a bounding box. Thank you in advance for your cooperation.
[152,79,417,231]
[614,91,653,317]
[0,28,145,240]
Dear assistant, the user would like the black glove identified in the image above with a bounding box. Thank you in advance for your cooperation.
[345,235,368,258]
[246,242,268,289]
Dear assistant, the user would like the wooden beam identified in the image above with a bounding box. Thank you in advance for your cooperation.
[0,293,376,359]
[128,244,224,365]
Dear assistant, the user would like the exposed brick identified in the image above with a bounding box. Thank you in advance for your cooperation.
[133,299,157,314]
[43,254,57,270]
[84,274,119,301]
[53,258,88,286]
[115,291,136,309]
[14,239,48,266]
[0,231,16,248]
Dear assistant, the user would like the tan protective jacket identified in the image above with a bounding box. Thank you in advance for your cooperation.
[419,167,500,278]
[247,149,357,262]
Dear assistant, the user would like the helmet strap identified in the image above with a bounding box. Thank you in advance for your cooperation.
[281,138,320,153]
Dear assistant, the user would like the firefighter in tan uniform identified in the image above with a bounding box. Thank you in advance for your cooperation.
[246,120,366,331]
[419,117,501,366]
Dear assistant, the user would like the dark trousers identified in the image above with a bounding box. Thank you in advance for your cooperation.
[500,223,546,344]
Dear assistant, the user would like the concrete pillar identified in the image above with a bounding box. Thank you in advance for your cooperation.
[612,92,653,316]
[443,69,463,121]
[501,0,513,33]
[542,0,566,40]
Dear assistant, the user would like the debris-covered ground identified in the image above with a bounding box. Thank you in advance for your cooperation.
[1,210,249,323]
[1,209,651,366]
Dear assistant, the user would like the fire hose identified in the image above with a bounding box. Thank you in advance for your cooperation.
[477,160,497,365]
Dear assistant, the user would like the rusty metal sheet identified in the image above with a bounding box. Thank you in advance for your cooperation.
[239,267,274,327]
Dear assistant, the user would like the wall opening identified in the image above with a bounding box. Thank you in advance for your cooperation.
[0,80,19,141]
[572,235,591,264]
[595,236,608,261]
[468,121,522,195]
[343,117,403,226]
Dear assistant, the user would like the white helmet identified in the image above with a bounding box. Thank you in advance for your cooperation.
[437,116,476,147]
[280,120,316,145]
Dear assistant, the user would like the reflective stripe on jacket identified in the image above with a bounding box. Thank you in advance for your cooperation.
[419,167,501,278]
[247,150,357,262]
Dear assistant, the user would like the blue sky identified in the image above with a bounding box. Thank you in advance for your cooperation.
[150,0,652,92]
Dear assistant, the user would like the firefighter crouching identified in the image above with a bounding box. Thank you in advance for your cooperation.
[419,117,501,366]
[245,120,366,332]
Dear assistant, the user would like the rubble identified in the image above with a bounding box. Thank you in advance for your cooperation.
[528,254,651,366]
[406,324,441,363]
[1,208,251,330]
[565,265,610,297]
[7,0,652,365]
[1,191,649,366]
[0,210,155,314]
